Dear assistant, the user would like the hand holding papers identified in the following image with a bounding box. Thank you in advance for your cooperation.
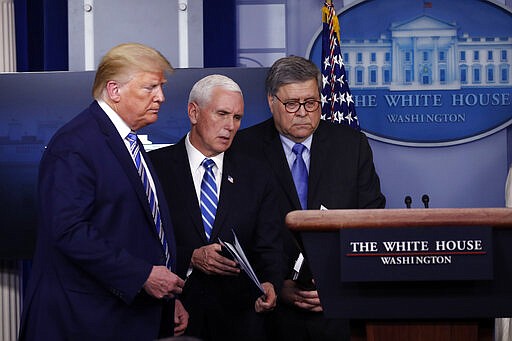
[218,229,265,295]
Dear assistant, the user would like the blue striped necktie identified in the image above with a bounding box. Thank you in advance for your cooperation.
[200,158,218,241]
[291,143,308,210]
[126,132,170,268]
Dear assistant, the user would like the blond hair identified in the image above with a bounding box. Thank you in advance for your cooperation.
[92,43,173,99]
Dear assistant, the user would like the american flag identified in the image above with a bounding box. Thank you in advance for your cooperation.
[321,0,360,130]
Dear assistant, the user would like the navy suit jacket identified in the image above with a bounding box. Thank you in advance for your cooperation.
[19,101,177,341]
[232,118,386,281]
[149,138,283,310]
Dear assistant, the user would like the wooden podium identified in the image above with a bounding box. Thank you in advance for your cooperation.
[286,208,512,341]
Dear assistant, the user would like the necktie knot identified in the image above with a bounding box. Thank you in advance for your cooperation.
[202,158,215,171]
[292,143,306,156]
[126,132,137,144]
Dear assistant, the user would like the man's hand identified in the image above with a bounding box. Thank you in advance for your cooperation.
[280,279,323,312]
[143,265,185,299]
[190,243,240,275]
[255,282,276,313]
[173,299,189,336]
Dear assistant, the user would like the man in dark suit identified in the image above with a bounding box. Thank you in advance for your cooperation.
[150,74,283,341]
[232,56,386,341]
[19,43,188,341]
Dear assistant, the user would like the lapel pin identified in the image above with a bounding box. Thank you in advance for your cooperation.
[228,175,234,183]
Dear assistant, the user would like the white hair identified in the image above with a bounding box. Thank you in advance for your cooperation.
[188,74,243,106]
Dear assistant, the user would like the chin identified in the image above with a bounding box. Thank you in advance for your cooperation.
[216,142,232,153]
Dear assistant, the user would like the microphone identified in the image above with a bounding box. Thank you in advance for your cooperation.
[422,194,430,208]
[404,195,412,208]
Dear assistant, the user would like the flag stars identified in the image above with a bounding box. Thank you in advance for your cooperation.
[333,54,342,67]
[345,112,355,125]
[321,1,360,131]
[331,37,338,50]
[323,57,331,70]
[331,111,340,123]
[321,93,328,106]
[346,93,354,106]
[338,74,345,86]
[322,74,329,88]
[338,92,346,104]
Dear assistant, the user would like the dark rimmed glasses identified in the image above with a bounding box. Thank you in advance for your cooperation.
[274,94,321,113]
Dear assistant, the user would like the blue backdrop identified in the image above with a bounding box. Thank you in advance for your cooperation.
[0,67,509,258]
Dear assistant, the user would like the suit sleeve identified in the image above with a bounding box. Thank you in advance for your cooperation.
[249,165,284,290]
[356,132,386,209]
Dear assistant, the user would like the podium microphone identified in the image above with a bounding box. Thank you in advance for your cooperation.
[404,195,412,208]
[422,194,430,208]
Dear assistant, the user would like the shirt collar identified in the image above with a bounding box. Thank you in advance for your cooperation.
[185,132,224,172]
[97,99,132,139]
[279,134,313,154]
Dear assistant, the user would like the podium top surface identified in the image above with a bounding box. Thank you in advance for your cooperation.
[286,208,512,231]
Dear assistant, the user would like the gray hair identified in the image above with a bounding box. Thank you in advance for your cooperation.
[265,55,321,96]
[188,74,243,106]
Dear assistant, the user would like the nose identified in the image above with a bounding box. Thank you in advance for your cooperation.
[154,85,165,103]
[295,105,308,117]
[225,116,235,131]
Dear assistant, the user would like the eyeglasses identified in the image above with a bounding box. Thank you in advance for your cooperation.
[274,95,321,113]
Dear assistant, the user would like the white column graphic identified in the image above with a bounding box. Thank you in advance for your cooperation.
[0,0,16,72]
[0,1,21,340]
[178,0,189,68]
[84,0,95,71]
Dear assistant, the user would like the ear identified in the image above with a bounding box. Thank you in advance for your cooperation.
[188,102,199,125]
[267,94,275,113]
[105,80,121,103]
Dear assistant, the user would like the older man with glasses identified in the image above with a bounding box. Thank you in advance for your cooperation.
[232,55,386,341]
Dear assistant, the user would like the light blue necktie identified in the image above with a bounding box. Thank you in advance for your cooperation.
[200,158,218,241]
[126,132,170,268]
[291,143,308,210]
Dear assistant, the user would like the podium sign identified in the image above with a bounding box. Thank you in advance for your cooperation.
[340,226,493,282]
[286,208,512,319]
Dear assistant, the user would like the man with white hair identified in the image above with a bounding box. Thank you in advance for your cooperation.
[150,74,283,340]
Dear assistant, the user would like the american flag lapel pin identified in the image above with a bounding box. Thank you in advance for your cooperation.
[228,175,234,183]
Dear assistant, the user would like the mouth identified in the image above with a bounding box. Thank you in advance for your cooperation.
[218,135,233,144]
[293,123,311,129]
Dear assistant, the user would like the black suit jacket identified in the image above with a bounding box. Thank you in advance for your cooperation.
[149,138,283,309]
[232,118,386,283]
[19,101,177,341]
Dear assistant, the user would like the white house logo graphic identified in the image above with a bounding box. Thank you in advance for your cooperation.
[307,0,512,147]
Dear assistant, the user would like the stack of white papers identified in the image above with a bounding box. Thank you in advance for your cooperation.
[218,229,265,295]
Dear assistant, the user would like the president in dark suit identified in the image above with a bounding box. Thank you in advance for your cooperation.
[232,56,386,341]
[19,43,187,341]
[150,74,283,341]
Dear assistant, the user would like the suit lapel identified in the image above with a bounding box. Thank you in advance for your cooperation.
[308,122,330,210]
[90,102,156,225]
[260,120,302,210]
[143,147,177,267]
[209,152,235,242]
[173,140,209,243]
